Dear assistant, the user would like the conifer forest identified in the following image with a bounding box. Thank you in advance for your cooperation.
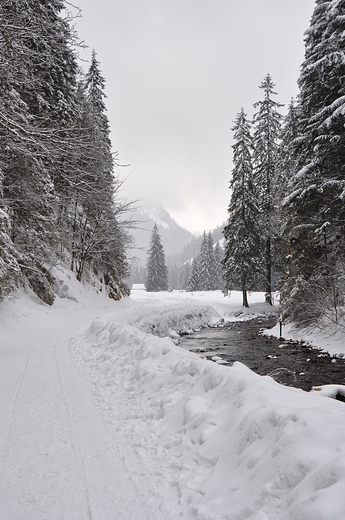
[1,0,345,335]
[0,0,131,304]
[223,0,345,330]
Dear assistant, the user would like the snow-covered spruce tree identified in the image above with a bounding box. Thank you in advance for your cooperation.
[222,108,264,307]
[214,241,224,290]
[70,51,131,298]
[0,0,79,302]
[207,231,218,289]
[277,99,299,186]
[179,262,191,291]
[187,257,200,291]
[0,3,131,302]
[198,231,217,291]
[282,0,345,327]
[253,74,283,304]
[276,99,300,214]
[168,263,179,290]
[272,98,301,291]
[84,49,114,192]
[145,224,169,292]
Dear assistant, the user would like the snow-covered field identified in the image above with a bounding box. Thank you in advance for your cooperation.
[1,270,345,519]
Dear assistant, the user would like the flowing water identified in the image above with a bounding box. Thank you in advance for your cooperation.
[179,316,345,394]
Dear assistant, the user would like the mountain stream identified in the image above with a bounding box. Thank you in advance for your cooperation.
[179,316,345,397]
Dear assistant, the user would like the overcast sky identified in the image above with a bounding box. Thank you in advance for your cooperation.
[72,0,316,235]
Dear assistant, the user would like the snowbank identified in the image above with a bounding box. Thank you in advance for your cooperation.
[265,320,345,358]
[70,290,345,519]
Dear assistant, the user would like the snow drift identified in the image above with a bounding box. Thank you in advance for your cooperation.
[71,292,345,520]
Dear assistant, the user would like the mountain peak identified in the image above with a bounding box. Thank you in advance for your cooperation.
[128,204,196,264]
[138,205,171,230]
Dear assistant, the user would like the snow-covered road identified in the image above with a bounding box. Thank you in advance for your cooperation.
[0,289,156,520]
[2,276,345,519]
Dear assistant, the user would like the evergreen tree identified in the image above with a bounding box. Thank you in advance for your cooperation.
[187,257,200,291]
[207,231,218,289]
[272,98,301,291]
[253,74,283,304]
[277,99,299,199]
[223,108,264,307]
[214,241,224,290]
[198,231,216,291]
[0,2,131,302]
[84,49,114,193]
[0,0,79,302]
[145,224,169,292]
[168,263,179,290]
[70,51,130,297]
[281,0,345,326]
[179,262,191,290]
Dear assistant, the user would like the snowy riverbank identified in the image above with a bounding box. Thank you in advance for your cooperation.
[1,275,345,519]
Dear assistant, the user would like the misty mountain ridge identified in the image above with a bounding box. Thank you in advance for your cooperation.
[138,205,172,231]
[128,204,225,267]
[128,204,196,265]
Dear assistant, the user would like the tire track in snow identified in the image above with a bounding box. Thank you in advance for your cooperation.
[0,330,93,519]
[53,340,93,520]
[0,300,154,519]
[1,340,38,465]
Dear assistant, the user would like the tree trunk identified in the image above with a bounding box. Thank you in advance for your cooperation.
[242,289,249,307]
[265,236,272,305]
[76,256,85,282]
[70,195,79,272]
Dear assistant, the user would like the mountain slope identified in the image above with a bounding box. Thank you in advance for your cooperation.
[128,205,196,264]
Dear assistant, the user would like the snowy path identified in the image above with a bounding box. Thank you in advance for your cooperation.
[0,295,155,520]
[2,285,345,519]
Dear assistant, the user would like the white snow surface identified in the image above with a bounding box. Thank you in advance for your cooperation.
[1,273,345,519]
[139,206,170,230]
[266,320,345,358]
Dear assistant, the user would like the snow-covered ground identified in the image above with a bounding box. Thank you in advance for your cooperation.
[267,318,345,359]
[1,271,345,519]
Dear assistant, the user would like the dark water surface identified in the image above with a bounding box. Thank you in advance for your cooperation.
[179,316,345,393]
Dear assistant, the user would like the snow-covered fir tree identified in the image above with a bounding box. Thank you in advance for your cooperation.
[281,0,345,326]
[69,51,130,297]
[253,74,283,304]
[271,98,301,290]
[207,232,218,289]
[198,231,216,291]
[0,0,79,303]
[145,224,169,292]
[223,108,264,306]
[276,98,299,212]
[187,257,200,291]
[167,262,190,291]
[168,263,179,290]
[214,241,224,290]
[179,262,191,291]
[0,1,131,302]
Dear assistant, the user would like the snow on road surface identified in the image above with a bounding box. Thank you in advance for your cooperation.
[0,284,149,519]
[1,274,345,519]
